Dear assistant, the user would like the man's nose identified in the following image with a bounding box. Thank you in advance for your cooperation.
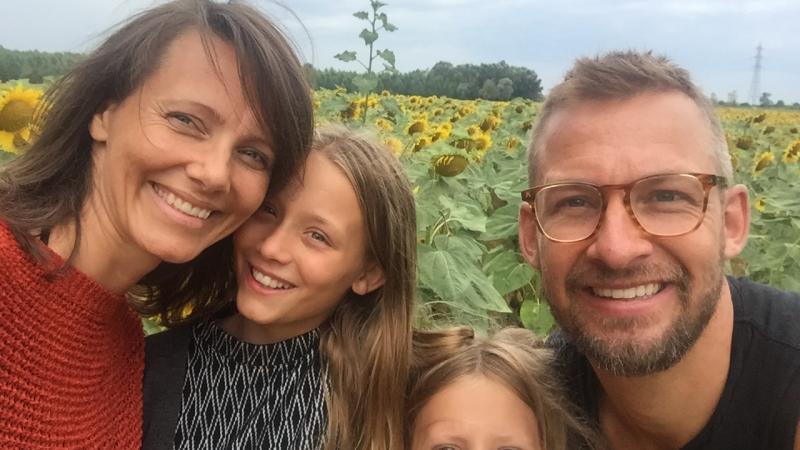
[585,194,654,269]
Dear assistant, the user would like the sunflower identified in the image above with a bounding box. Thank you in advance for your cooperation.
[406,117,428,136]
[384,137,404,156]
[473,133,492,151]
[430,123,452,142]
[479,115,500,132]
[375,117,394,132]
[752,151,774,176]
[413,135,431,152]
[0,85,43,154]
[433,154,469,177]
[753,197,766,213]
[783,139,800,164]
[506,137,520,152]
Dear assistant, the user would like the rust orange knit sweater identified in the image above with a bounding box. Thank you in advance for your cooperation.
[0,221,144,449]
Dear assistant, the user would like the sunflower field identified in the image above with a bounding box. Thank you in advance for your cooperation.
[2,81,799,333]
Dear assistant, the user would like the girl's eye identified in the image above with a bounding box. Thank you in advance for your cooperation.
[238,147,271,171]
[259,203,277,216]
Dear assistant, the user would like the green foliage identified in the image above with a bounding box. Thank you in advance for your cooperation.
[335,1,399,124]
[0,46,83,83]
[307,60,544,101]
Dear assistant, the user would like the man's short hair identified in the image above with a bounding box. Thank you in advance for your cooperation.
[527,50,732,184]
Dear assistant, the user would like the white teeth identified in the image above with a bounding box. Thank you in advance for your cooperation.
[592,283,661,300]
[153,184,212,219]
[252,268,292,289]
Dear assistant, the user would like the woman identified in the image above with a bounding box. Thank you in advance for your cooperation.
[0,0,313,447]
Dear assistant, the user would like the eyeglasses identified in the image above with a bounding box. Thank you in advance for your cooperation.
[521,173,728,243]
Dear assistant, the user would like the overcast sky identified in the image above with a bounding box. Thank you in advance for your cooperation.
[1,0,797,104]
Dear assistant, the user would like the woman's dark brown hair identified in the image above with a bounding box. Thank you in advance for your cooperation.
[0,0,314,325]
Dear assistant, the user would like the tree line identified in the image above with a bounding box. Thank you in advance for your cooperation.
[0,46,84,84]
[307,60,544,101]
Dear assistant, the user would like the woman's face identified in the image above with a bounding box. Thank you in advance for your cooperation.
[230,151,385,344]
[412,375,543,450]
[88,29,273,264]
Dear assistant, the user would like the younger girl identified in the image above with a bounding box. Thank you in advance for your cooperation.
[409,327,600,450]
[144,126,416,450]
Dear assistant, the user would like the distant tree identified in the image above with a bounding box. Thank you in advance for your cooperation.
[478,79,498,99]
[775,100,785,108]
[759,92,773,107]
[306,60,543,100]
[710,92,719,104]
[496,77,514,100]
[0,46,83,82]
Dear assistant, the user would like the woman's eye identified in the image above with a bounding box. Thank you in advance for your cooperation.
[238,148,271,170]
[309,230,329,244]
[167,112,195,127]
[166,112,206,135]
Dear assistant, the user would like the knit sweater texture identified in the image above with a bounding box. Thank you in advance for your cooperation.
[0,220,144,449]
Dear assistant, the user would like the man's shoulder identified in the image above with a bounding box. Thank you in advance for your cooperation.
[728,276,800,350]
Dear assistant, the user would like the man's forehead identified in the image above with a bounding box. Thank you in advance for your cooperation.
[536,93,716,162]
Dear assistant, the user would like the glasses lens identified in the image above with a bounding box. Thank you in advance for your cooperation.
[535,184,603,241]
[631,175,706,236]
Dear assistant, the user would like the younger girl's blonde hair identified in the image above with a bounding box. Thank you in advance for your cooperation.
[409,327,601,450]
[313,125,417,450]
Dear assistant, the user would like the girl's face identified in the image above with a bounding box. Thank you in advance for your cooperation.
[88,29,272,265]
[231,151,384,344]
[412,375,542,450]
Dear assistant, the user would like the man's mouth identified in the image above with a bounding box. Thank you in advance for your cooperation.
[591,283,663,300]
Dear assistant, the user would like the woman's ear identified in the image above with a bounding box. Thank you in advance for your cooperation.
[89,103,116,142]
[352,263,385,295]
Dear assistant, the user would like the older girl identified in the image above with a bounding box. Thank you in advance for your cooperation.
[0,0,312,447]
[144,126,417,449]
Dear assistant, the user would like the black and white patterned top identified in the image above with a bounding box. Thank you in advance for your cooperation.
[173,321,327,450]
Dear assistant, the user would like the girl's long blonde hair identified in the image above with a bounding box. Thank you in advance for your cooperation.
[313,125,417,450]
[409,327,602,450]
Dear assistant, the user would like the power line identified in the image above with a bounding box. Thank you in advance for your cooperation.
[749,44,762,105]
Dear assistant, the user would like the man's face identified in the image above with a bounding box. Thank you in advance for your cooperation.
[519,92,748,376]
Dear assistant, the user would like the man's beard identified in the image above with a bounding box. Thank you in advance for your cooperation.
[543,257,723,377]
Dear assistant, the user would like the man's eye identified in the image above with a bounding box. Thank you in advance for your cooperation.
[652,190,686,202]
[556,196,593,208]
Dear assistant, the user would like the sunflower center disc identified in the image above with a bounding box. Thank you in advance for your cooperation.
[0,100,35,132]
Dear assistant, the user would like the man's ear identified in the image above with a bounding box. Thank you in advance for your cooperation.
[352,263,385,295]
[519,201,541,270]
[722,184,750,260]
[89,103,116,142]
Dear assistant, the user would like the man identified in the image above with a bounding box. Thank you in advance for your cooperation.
[518,51,800,450]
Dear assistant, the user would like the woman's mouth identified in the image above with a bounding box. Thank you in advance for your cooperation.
[152,183,213,219]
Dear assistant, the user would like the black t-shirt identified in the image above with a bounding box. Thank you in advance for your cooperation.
[552,277,800,449]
